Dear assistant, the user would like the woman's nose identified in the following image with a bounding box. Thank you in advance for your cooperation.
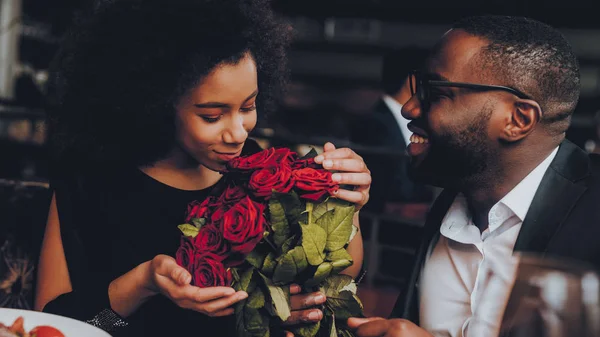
[223,114,248,144]
[401,95,423,121]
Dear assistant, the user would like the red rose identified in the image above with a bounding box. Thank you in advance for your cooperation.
[192,253,232,287]
[217,185,247,206]
[193,224,229,258]
[208,185,248,222]
[248,165,294,199]
[271,148,297,166]
[221,196,266,256]
[292,168,339,202]
[226,148,276,171]
[185,197,218,223]
[175,236,196,269]
[291,157,320,170]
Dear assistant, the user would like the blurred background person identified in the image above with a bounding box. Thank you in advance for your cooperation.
[349,48,434,217]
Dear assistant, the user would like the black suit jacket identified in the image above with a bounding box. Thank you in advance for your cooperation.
[391,139,600,323]
[349,98,432,212]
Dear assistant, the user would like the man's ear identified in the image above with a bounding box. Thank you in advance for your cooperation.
[500,99,542,142]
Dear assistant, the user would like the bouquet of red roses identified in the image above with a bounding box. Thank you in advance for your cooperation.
[176,147,364,337]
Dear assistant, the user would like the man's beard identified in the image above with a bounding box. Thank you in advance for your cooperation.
[408,110,494,189]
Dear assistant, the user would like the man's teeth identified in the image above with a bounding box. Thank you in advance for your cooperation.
[410,134,429,144]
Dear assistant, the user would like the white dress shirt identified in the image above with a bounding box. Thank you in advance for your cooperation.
[382,94,412,147]
[419,146,559,337]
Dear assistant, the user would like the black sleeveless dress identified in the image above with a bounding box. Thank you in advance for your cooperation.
[46,141,262,337]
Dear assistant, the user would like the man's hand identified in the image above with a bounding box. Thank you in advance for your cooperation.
[284,284,325,325]
[347,317,434,337]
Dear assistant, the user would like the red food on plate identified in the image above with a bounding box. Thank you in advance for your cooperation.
[30,326,65,337]
[0,317,65,337]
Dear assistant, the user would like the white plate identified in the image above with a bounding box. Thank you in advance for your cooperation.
[0,308,112,337]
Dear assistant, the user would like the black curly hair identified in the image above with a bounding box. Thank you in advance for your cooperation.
[452,15,580,135]
[47,0,291,167]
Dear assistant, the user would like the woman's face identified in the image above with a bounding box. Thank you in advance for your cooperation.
[173,53,258,171]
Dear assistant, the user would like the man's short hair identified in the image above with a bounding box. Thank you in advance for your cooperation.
[453,15,580,134]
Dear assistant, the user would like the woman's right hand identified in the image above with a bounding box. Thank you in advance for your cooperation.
[145,254,248,317]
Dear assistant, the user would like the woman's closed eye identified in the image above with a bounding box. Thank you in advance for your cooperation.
[240,105,256,113]
[200,115,222,123]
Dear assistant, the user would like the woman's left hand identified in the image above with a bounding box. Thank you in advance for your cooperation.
[314,142,371,211]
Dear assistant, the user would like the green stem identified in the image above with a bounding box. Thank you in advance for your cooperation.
[307,202,314,224]
[263,236,277,251]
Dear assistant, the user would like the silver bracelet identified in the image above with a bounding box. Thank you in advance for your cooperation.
[85,308,129,332]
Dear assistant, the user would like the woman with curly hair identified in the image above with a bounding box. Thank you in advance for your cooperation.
[34,0,370,336]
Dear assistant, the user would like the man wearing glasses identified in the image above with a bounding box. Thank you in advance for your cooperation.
[347,15,600,337]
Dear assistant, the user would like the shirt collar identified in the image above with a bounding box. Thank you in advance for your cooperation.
[440,146,559,237]
[499,146,559,221]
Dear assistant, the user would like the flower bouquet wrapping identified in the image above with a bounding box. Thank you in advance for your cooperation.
[175,147,364,337]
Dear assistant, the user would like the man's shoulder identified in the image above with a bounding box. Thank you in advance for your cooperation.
[580,153,600,194]
[588,153,600,173]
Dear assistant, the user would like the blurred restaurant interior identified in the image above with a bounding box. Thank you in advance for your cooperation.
[0,0,598,317]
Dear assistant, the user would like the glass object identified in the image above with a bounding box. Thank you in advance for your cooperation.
[497,253,600,337]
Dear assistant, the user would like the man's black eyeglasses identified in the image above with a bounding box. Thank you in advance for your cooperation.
[409,70,531,110]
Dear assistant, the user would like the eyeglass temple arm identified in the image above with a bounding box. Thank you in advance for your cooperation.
[428,80,531,99]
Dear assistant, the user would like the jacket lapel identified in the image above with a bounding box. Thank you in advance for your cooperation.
[513,140,591,254]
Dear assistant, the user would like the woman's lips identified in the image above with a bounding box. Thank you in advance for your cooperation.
[214,150,242,161]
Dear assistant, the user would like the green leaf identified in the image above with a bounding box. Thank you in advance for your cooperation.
[235,297,269,337]
[243,306,270,336]
[326,248,352,262]
[300,223,327,266]
[246,242,272,270]
[269,196,290,248]
[320,275,364,321]
[191,217,206,229]
[329,291,363,322]
[258,272,291,322]
[312,199,350,221]
[247,288,266,309]
[261,252,277,276]
[272,246,308,284]
[326,249,353,274]
[315,206,354,251]
[280,235,299,256]
[246,250,267,270]
[299,147,319,160]
[177,223,200,238]
[234,300,251,337]
[233,268,256,293]
[289,322,320,337]
[272,191,303,226]
[321,275,363,314]
[304,262,333,287]
[320,275,354,296]
[331,259,352,274]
